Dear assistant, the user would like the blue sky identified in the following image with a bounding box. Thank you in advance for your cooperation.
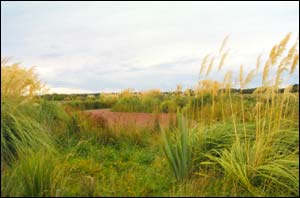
[1,1,299,93]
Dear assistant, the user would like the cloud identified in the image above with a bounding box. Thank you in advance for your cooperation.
[46,87,96,94]
[1,2,299,93]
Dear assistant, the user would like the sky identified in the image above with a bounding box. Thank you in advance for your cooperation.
[1,1,299,93]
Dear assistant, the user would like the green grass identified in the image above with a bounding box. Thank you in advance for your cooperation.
[1,95,298,197]
[162,113,193,182]
[1,99,54,164]
[1,33,299,197]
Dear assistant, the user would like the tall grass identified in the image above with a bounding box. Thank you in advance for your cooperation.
[162,113,193,182]
[1,100,54,164]
[162,33,299,196]
[1,60,54,164]
[1,150,68,197]
[1,32,298,197]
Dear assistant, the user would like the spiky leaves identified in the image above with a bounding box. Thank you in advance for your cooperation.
[162,113,192,182]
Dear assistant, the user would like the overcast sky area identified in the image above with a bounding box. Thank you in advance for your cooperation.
[1,1,299,93]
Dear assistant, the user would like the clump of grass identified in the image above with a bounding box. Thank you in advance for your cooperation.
[206,127,299,196]
[1,150,67,197]
[1,58,54,164]
[1,97,54,164]
[162,113,193,182]
[190,33,299,197]
[1,57,46,100]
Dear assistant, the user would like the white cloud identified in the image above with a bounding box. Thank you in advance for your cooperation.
[46,87,96,94]
[1,2,299,93]
[46,86,122,94]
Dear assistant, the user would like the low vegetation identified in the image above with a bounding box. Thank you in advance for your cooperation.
[1,33,299,197]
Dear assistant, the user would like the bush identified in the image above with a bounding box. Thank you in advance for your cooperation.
[64,100,115,110]
[142,97,161,113]
[160,100,177,113]
[111,96,143,112]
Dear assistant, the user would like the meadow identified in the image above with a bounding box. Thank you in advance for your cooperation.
[1,33,299,197]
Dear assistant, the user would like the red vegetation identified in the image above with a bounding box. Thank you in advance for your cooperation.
[85,109,176,129]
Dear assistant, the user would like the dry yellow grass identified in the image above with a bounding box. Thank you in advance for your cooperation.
[244,69,256,87]
[200,54,210,76]
[239,65,244,87]
[290,53,299,75]
[256,54,262,72]
[1,57,45,98]
[269,44,278,65]
[218,50,229,71]
[206,56,215,77]
[219,35,230,54]
[142,89,161,98]
[276,32,292,58]
[286,40,298,66]
[262,59,271,85]
[223,70,233,92]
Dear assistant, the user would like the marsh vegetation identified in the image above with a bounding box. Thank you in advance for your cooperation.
[1,34,299,197]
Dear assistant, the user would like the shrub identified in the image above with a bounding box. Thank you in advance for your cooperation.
[111,96,143,112]
[160,100,177,113]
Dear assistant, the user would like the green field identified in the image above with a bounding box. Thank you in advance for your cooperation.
[1,33,299,197]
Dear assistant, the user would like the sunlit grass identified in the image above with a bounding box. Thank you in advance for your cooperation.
[1,32,298,197]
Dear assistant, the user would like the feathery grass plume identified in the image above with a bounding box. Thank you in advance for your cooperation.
[219,35,230,54]
[218,50,229,71]
[278,85,294,125]
[223,70,232,92]
[285,40,298,66]
[262,59,271,85]
[290,53,299,75]
[269,45,278,65]
[278,57,288,70]
[275,58,288,88]
[1,56,10,65]
[269,32,292,66]
[276,32,292,58]
[1,60,44,99]
[206,56,215,77]
[239,65,244,88]
[256,54,262,72]
[200,54,210,76]
[1,60,54,164]
[244,69,256,87]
